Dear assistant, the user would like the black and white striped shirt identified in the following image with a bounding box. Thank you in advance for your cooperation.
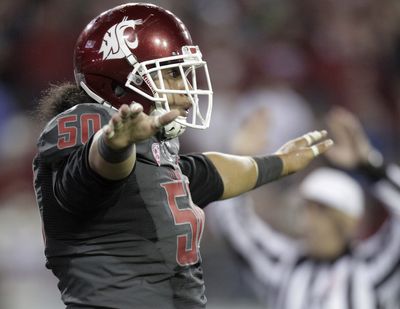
[212,164,400,309]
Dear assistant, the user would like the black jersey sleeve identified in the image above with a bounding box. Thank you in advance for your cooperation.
[36,103,129,215]
[179,153,224,208]
[53,135,131,215]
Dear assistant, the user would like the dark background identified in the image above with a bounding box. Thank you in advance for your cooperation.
[0,1,399,308]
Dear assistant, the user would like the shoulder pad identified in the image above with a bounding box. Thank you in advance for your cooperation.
[37,103,116,163]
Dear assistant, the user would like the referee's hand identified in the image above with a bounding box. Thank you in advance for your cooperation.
[325,107,382,169]
[275,130,334,176]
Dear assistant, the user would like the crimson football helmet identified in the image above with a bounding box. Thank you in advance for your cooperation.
[74,3,213,138]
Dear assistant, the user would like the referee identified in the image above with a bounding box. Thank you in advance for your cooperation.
[212,108,400,309]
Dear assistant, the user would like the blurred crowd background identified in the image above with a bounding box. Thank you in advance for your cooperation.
[0,0,399,308]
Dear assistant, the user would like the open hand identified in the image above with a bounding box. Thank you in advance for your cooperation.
[102,103,179,149]
[275,130,334,175]
[324,107,382,169]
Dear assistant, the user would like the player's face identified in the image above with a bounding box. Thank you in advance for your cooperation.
[154,68,192,117]
[301,201,358,260]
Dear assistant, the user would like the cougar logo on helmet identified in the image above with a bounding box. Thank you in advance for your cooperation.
[99,17,143,60]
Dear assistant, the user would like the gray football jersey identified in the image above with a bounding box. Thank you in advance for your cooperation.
[33,103,223,308]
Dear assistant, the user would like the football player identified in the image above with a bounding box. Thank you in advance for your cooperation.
[33,3,333,308]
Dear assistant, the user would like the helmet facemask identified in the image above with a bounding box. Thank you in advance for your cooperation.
[126,46,213,138]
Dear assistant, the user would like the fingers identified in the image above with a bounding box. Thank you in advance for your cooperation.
[118,103,144,121]
[119,104,131,120]
[103,124,115,139]
[105,110,126,139]
[310,139,334,157]
[111,114,123,130]
[103,103,141,139]
[279,131,334,175]
[103,113,122,139]
[152,110,180,129]
[129,102,143,117]
[104,102,180,141]
[302,130,328,146]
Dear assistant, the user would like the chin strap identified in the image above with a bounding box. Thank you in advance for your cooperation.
[80,81,105,103]
[163,118,186,139]
[150,109,186,139]
[80,81,114,109]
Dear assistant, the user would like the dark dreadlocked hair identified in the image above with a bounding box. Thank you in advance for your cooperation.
[36,82,95,124]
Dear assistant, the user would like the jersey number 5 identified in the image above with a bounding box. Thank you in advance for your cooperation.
[161,181,205,266]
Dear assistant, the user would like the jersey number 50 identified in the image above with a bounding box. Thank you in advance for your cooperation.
[57,113,101,149]
[161,181,205,266]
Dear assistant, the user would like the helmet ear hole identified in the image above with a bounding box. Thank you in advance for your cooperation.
[112,82,126,98]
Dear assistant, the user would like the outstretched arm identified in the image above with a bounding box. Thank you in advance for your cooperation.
[89,103,179,180]
[205,130,333,199]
